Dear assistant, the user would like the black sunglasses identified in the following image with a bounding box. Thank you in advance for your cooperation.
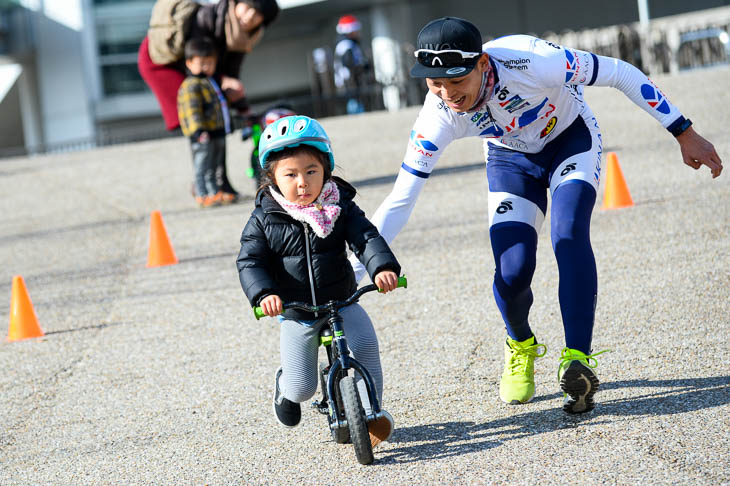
[414,49,481,67]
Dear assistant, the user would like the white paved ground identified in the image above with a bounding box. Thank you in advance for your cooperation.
[1,66,728,485]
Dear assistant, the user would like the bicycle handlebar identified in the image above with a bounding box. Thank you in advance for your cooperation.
[253,276,407,320]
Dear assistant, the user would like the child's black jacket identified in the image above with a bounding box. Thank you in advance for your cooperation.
[237,177,400,320]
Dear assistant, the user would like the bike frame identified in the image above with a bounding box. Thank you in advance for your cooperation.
[323,308,383,425]
[253,277,407,427]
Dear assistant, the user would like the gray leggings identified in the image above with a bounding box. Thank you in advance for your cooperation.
[279,303,383,414]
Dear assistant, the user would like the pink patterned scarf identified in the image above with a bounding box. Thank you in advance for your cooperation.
[269,180,341,238]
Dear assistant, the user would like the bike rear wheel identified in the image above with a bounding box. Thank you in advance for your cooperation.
[339,376,373,465]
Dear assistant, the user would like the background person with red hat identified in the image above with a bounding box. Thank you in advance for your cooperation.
[350,16,723,415]
[333,15,371,115]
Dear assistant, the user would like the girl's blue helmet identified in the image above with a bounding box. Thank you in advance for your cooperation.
[258,115,335,171]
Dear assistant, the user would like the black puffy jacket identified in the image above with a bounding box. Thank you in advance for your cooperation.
[237,178,401,320]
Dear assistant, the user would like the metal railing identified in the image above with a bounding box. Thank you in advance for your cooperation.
[542,5,730,74]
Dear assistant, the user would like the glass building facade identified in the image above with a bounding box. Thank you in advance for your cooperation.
[93,0,154,96]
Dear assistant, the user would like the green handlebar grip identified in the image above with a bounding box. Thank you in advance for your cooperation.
[379,275,408,292]
[253,307,266,320]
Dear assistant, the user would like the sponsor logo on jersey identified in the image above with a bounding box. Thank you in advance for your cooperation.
[408,131,438,157]
[496,200,513,214]
[560,162,577,176]
[471,111,496,131]
[545,41,561,49]
[410,131,438,151]
[564,50,577,82]
[499,94,531,113]
[540,116,557,138]
[503,98,556,134]
[502,138,528,151]
[502,58,530,70]
[564,50,587,83]
[640,82,670,114]
[594,119,603,183]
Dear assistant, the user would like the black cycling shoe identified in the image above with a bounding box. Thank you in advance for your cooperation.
[272,367,301,428]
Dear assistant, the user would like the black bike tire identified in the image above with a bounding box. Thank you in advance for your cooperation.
[339,376,373,465]
[320,362,349,444]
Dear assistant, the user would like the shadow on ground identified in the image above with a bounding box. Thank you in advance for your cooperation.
[377,375,730,464]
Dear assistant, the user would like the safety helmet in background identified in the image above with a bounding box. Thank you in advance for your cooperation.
[336,15,361,35]
[263,107,296,126]
[259,115,335,170]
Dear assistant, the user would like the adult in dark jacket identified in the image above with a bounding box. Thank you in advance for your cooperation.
[138,0,279,196]
[236,115,400,446]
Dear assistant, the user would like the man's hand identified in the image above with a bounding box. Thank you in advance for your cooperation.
[676,126,723,178]
[260,295,283,316]
[221,76,245,102]
[374,271,399,293]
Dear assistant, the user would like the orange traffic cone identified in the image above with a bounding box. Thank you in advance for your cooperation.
[146,210,178,267]
[7,276,44,342]
[601,152,634,210]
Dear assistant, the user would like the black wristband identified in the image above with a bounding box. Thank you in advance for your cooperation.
[670,117,692,137]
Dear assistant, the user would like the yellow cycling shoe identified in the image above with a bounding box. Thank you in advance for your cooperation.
[500,335,547,404]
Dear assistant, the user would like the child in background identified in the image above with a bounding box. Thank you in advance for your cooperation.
[177,37,232,208]
[236,115,400,446]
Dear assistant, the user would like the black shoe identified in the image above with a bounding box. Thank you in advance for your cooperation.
[272,367,301,428]
[559,359,600,414]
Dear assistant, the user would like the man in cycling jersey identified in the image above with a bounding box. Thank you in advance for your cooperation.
[351,17,723,414]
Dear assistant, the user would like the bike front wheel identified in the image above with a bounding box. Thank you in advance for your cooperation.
[321,362,349,444]
[339,375,373,465]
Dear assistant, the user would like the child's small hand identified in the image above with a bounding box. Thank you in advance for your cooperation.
[374,271,398,293]
[260,295,283,316]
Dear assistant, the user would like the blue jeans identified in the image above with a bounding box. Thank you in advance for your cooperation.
[191,136,225,197]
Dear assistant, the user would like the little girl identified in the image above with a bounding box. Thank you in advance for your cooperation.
[236,115,401,447]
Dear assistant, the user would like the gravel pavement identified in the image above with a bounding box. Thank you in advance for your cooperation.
[1,66,728,485]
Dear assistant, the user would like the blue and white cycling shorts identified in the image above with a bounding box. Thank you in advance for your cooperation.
[485,115,602,232]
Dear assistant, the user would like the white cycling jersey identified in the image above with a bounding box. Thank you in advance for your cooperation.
[352,34,685,281]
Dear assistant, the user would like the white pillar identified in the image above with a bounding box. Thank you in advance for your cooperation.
[33,0,95,148]
[369,3,414,112]
[17,64,43,152]
[636,0,652,74]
